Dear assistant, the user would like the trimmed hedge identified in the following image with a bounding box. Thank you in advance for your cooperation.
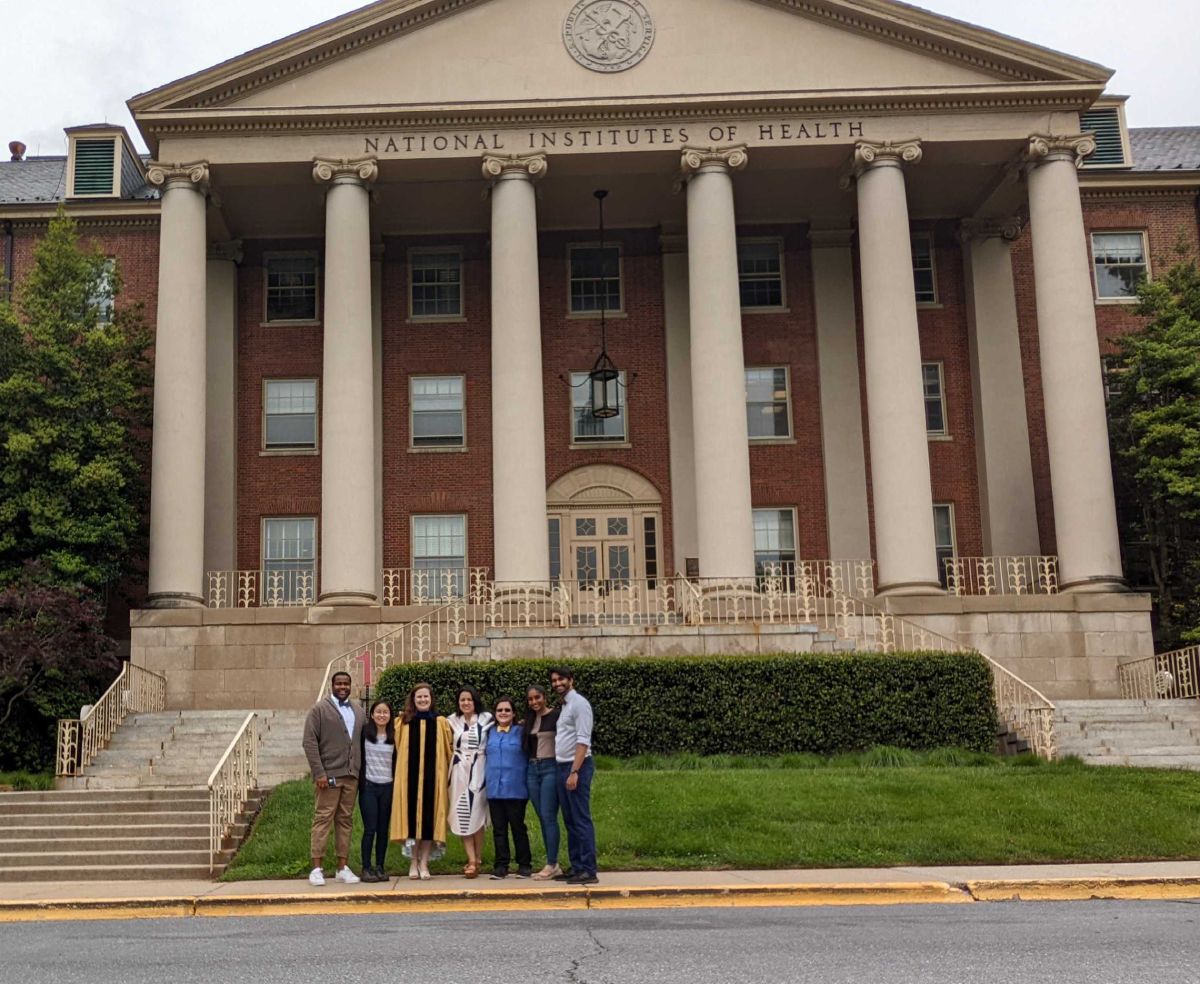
[375,651,998,756]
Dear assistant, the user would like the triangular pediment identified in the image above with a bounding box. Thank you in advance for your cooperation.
[130,0,1111,122]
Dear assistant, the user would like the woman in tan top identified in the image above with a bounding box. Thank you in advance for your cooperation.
[523,685,563,879]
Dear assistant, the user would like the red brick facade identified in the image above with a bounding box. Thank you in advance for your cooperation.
[8,188,1199,594]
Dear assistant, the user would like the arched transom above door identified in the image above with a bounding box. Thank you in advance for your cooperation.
[546,464,661,509]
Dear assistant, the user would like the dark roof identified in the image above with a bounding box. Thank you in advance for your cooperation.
[1130,127,1200,171]
[0,154,158,206]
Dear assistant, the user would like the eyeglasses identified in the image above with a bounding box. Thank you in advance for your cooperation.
[496,708,513,714]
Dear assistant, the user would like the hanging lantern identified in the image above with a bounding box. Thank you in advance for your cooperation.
[589,350,621,419]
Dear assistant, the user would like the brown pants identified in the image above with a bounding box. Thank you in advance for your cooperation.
[311,777,358,864]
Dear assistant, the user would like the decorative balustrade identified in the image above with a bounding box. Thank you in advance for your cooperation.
[56,663,167,777]
[206,569,316,608]
[943,556,1059,597]
[207,712,258,874]
[382,567,490,607]
[1119,646,1200,701]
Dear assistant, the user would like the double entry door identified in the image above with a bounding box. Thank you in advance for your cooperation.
[559,509,668,624]
[567,511,635,587]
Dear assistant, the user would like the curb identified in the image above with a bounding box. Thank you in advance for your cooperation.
[1,878,1197,923]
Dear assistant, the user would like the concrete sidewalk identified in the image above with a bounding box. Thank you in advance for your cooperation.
[2,861,1199,921]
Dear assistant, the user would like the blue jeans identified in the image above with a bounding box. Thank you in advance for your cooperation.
[526,759,561,867]
[556,758,596,876]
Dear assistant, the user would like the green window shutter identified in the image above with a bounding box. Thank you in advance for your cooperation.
[1080,108,1126,166]
[73,139,117,195]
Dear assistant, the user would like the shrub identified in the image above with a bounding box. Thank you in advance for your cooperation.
[375,651,997,756]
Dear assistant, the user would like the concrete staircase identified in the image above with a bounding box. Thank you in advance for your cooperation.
[1055,699,1200,769]
[0,708,313,881]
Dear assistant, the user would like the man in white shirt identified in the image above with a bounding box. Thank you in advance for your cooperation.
[301,671,365,886]
[551,667,597,885]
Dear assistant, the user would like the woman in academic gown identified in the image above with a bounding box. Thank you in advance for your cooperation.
[390,682,453,880]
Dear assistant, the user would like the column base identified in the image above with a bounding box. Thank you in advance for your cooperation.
[145,592,205,609]
[874,579,945,598]
[317,590,379,607]
[1061,575,1128,594]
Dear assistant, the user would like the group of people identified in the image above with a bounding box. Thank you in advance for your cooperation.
[301,667,599,887]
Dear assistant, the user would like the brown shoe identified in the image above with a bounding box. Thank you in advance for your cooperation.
[463,862,479,879]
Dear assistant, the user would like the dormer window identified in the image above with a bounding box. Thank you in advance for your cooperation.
[65,126,146,199]
[1080,102,1132,169]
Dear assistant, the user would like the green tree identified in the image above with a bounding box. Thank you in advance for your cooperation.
[1107,245,1200,646]
[0,210,152,592]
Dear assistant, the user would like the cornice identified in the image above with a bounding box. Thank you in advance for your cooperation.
[1079,173,1200,196]
[0,202,161,225]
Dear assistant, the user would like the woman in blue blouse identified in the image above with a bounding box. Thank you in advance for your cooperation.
[484,696,532,879]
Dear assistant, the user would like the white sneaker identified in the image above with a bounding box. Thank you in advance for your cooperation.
[336,866,361,884]
[308,867,326,887]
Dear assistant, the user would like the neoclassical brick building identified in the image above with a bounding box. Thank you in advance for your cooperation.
[2,0,1198,706]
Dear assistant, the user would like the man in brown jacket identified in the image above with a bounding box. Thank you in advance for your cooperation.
[302,671,366,886]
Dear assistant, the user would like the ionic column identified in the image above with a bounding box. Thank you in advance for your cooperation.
[313,158,379,605]
[484,154,550,584]
[680,146,755,579]
[1024,135,1124,591]
[959,218,1040,556]
[205,240,242,575]
[145,162,210,608]
[846,140,941,595]
[660,231,699,569]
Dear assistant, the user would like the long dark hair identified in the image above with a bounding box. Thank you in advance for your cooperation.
[523,685,550,758]
[454,686,485,718]
[402,682,435,724]
[365,700,395,744]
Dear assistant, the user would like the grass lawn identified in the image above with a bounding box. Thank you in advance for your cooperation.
[221,751,1200,882]
[0,771,54,791]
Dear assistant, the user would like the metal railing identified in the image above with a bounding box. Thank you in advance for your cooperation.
[1119,646,1200,700]
[382,567,490,607]
[206,569,317,608]
[56,663,167,777]
[944,556,1059,597]
[207,712,258,874]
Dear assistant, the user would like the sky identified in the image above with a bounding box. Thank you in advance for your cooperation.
[4,0,1197,157]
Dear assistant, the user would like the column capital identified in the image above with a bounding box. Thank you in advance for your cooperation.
[207,239,244,263]
[481,153,548,182]
[680,145,749,177]
[313,156,379,186]
[147,161,210,193]
[839,139,922,189]
[1024,134,1096,169]
[957,217,1025,244]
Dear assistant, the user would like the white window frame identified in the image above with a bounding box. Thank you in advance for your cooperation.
[911,232,938,306]
[408,246,465,321]
[409,374,467,451]
[262,378,319,454]
[260,516,318,603]
[932,503,957,587]
[567,242,625,317]
[745,365,793,442]
[752,507,798,576]
[569,370,629,446]
[65,133,120,199]
[1090,231,1150,304]
[411,514,469,587]
[737,237,788,312]
[262,251,320,325]
[922,362,949,440]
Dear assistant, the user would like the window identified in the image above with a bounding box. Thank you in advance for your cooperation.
[745,367,791,440]
[1080,106,1129,168]
[90,258,115,325]
[264,379,318,450]
[643,516,658,589]
[1092,232,1148,300]
[70,138,117,197]
[571,371,627,443]
[738,240,784,308]
[752,508,796,577]
[413,515,467,595]
[933,504,957,588]
[262,518,317,605]
[265,254,318,322]
[922,363,947,437]
[548,518,562,582]
[410,249,463,318]
[410,376,465,448]
[911,233,937,304]
[569,245,621,314]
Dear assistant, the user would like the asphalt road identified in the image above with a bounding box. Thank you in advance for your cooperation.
[2,901,1199,984]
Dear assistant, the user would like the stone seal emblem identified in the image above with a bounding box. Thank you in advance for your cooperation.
[563,0,655,73]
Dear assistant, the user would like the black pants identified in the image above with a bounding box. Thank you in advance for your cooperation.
[489,798,531,871]
[359,779,393,869]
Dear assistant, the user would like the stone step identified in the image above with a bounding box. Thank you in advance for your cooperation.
[0,863,219,882]
[0,810,211,827]
[0,823,222,839]
[0,788,207,804]
[0,849,224,868]
[2,835,212,853]
[0,797,209,816]
[1081,756,1200,769]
